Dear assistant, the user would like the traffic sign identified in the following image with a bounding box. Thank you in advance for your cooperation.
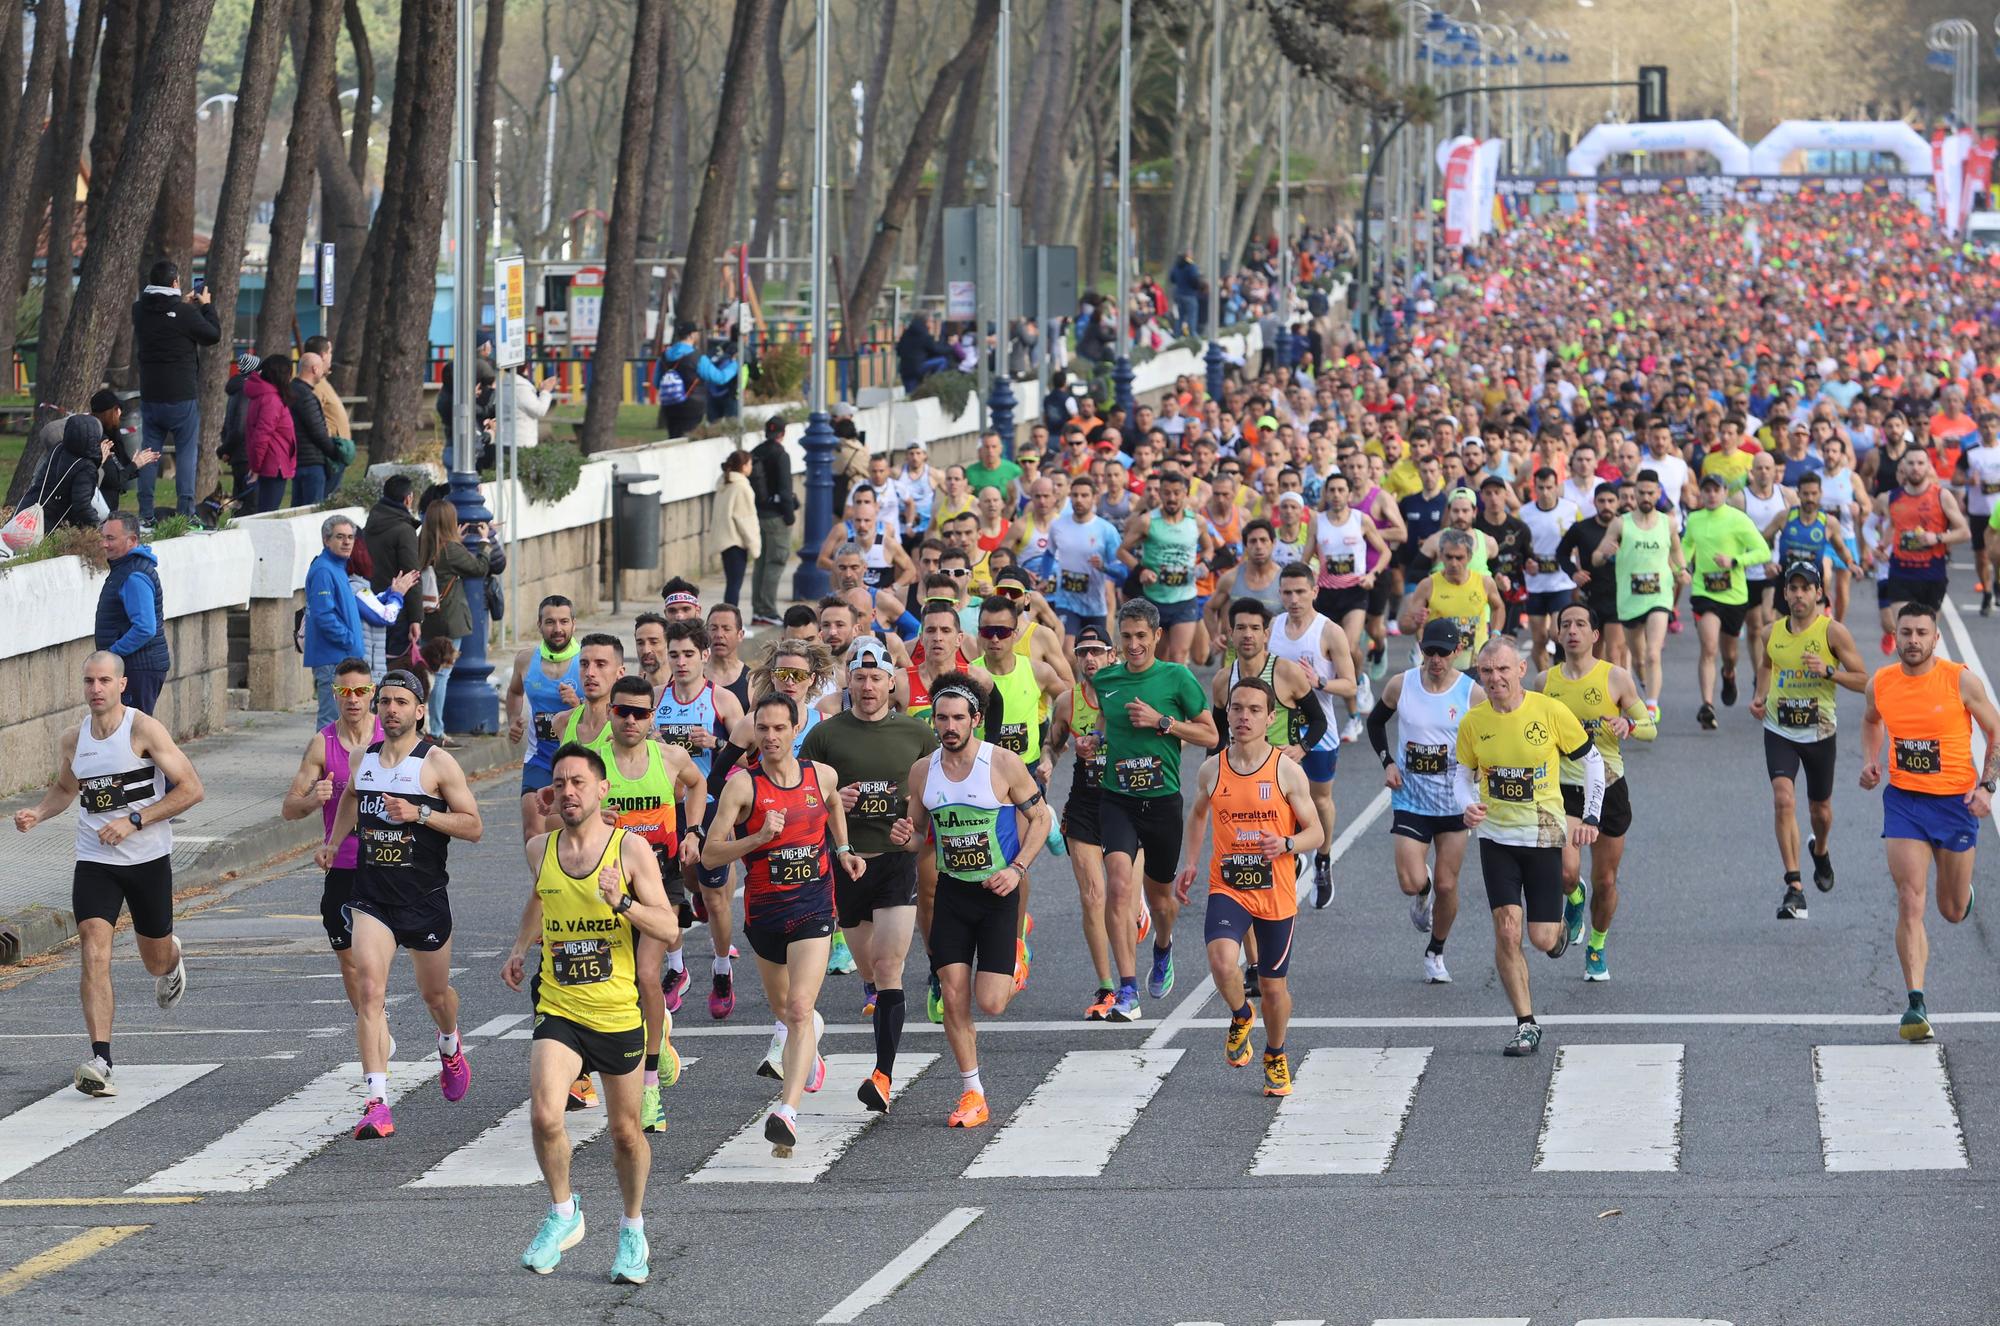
[315,243,336,307]
[494,256,527,368]
[569,264,605,346]
[1638,65,1669,123]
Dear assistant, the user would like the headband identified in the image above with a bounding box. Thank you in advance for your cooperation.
[931,684,983,713]
[663,592,699,608]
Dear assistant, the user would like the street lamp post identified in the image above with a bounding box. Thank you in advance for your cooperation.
[792,0,835,602]
[1111,0,1135,419]
[990,0,1017,452]
[1203,0,1226,402]
[1728,0,1740,136]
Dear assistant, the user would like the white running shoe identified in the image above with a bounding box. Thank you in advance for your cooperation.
[758,1027,786,1080]
[154,935,186,1010]
[1410,888,1434,933]
[1341,713,1367,744]
[74,1055,116,1097]
[1423,951,1452,984]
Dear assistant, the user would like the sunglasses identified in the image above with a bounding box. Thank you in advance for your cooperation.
[991,584,1025,600]
[1420,646,1457,659]
[332,684,374,699]
[772,667,811,685]
[943,567,970,578]
[612,704,653,721]
[978,624,1015,640]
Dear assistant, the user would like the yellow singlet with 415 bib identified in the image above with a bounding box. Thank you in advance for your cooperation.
[535,828,641,1033]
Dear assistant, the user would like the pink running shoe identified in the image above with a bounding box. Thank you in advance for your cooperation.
[804,1053,827,1094]
[439,1046,471,1102]
[354,1098,395,1140]
[662,966,691,1015]
[709,971,735,1019]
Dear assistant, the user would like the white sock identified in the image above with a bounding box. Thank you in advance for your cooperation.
[551,1197,575,1218]
[772,1101,797,1122]
[365,1071,387,1100]
[619,1215,644,1232]
[713,952,732,976]
[772,1018,788,1044]
[960,1067,984,1097]
[438,1029,460,1057]
[666,948,684,974]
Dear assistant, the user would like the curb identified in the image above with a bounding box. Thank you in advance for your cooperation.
[0,734,525,965]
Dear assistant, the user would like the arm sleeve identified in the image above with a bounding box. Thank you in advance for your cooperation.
[1099,523,1129,584]
[1575,744,1607,821]
[111,576,158,655]
[1365,698,1397,763]
[703,745,746,813]
[1294,693,1329,750]
[1453,762,1479,809]
[1739,512,1772,564]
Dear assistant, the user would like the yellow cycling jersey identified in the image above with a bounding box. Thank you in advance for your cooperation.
[535,827,641,1033]
[1455,691,1589,848]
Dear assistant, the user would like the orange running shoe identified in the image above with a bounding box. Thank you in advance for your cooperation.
[567,1076,598,1111]
[947,1090,990,1128]
[858,1069,892,1113]
[1012,938,1030,993]
[1083,987,1117,1020]
[1224,1009,1256,1067]
[1135,905,1152,945]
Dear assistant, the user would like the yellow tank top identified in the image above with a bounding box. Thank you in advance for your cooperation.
[1016,619,1053,721]
[1541,658,1625,782]
[561,705,617,760]
[1427,572,1489,671]
[534,828,641,1033]
[1764,613,1837,741]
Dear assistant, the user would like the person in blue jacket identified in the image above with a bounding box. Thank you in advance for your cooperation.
[303,516,366,726]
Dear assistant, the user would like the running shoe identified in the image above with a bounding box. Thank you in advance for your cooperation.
[709,971,735,1020]
[1224,1009,1256,1067]
[1720,667,1739,707]
[1900,999,1936,1043]
[1083,987,1117,1020]
[154,934,186,1010]
[858,1069,893,1112]
[1777,886,1809,920]
[1422,951,1452,984]
[1562,890,1588,950]
[1104,987,1143,1022]
[1881,631,1894,656]
[1697,702,1717,731]
[1387,619,1401,637]
[1243,965,1261,1003]
[1984,589,1994,618]
[758,1029,785,1080]
[1410,884,1434,932]
[927,972,944,1024]
[1503,1022,1543,1057]
[660,1038,681,1088]
[1808,836,1836,893]
[439,1045,471,1102]
[1667,610,1683,635]
[1147,945,1175,999]
[805,1052,827,1094]
[1262,1050,1293,1097]
[640,1084,664,1134]
[861,982,878,1018]
[661,965,691,1015]
[1644,699,1661,725]
[1022,911,1035,959]
[353,1098,395,1140]
[827,932,857,975]
[521,1197,584,1275]
[609,1226,649,1285]
[1584,947,1609,982]
[569,1076,598,1109]
[947,1090,990,1128]
[1012,937,1030,993]
[1341,713,1367,744]
[1312,855,1334,909]
[1135,904,1152,945]
[73,1055,115,1097]
[1047,819,1067,857]
[1548,917,1574,961]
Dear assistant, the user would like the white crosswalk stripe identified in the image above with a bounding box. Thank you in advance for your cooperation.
[1813,1043,1968,1171]
[686,1053,938,1184]
[1176,1319,1730,1325]
[1252,1047,1431,1175]
[0,1064,221,1184]
[1535,1043,1684,1172]
[963,1048,1181,1178]
[130,1060,436,1194]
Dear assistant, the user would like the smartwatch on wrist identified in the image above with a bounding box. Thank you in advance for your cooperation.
[613,894,634,915]
[1156,713,1175,735]
[127,811,143,830]
[1581,813,1601,828]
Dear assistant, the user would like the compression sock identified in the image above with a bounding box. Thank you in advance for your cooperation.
[91,1040,111,1068]
[1566,885,1585,907]
[713,951,732,976]
[1588,927,1608,950]
[960,1066,984,1098]
[873,989,907,1075]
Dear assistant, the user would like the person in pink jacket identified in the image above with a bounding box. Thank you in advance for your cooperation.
[245,355,298,513]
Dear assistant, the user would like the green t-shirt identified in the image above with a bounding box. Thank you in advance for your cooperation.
[799,709,939,854]
[1090,659,1207,799]
[963,459,1024,502]
[1682,505,1772,606]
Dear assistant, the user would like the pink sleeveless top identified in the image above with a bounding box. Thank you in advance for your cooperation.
[322,720,385,871]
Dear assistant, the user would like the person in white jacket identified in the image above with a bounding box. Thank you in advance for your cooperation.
[711,449,762,608]
[498,369,562,450]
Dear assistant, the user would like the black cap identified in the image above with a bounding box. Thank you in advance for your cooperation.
[1783,560,1823,586]
[89,388,122,414]
[1419,618,1463,653]
[378,669,429,702]
[1074,623,1111,649]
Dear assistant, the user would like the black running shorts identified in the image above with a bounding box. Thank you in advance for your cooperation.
[1478,839,1566,923]
[928,872,1020,975]
[835,852,919,928]
[72,856,174,938]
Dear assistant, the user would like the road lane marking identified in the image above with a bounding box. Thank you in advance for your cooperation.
[1576,1319,1734,1325]
[1252,1047,1431,1176]
[1372,1319,1530,1325]
[0,1065,221,1185]
[687,1053,937,1184]
[130,1060,435,1193]
[0,1196,200,1208]
[1941,597,1992,768]
[962,1048,1181,1178]
[816,1206,983,1324]
[1813,1044,1968,1171]
[464,1014,529,1039]
[0,1225,148,1297]
[1535,1043,1684,1172]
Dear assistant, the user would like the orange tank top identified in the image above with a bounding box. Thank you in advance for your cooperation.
[1875,659,1976,795]
[1205,749,1299,921]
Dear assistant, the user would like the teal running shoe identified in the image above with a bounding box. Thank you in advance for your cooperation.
[609,1226,650,1285]
[1562,891,1587,950]
[827,932,857,975]
[1583,947,1609,982]
[523,1196,585,1275]
[1900,999,1935,1043]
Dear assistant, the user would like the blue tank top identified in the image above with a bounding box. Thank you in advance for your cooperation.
[1775,508,1835,570]
[792,705,824,756]
[653,679,722,778]
[522,652,583,775]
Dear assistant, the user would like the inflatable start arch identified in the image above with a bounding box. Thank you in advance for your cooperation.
[1748,120,1933,175]
[1564,119,1752,177]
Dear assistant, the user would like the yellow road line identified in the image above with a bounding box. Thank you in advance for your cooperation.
[0,1197,201,1208]
[0,1225,148,1297]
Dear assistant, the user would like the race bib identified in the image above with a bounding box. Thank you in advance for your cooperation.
[550,938,613,986]
[1158,567,1190,588]
[660,723,703,753]
[533,713,558,742]
[1060,570,1090,595]
[1775,697,1819,730]
[851,779,900,820]
[1983,481,2000,495]
[997,722,1030,755]
[1899,529,1929,552]
[78,775,131,815]
[1112,754,1162,794]
[1702,570,1732,594]
[1893,737,1941,776]
[1629,571,1661,596]
[1404,742,1448,776]
[362,826,413,868]
[1327,554,1356,576]
[1486,766,1535,803]
[1220,852,1272,891]
[768,844,820,886]
[941,832,995,876]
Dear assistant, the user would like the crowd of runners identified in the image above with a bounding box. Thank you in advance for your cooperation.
[14,187,2000,1283]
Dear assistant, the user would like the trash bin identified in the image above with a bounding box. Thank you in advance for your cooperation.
[613,471,661,570]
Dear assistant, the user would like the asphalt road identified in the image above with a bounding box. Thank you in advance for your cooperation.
[2,603,1997,1326]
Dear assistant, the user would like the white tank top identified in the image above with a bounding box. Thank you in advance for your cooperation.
[1269,610,1338,748]
[1389,667,1476,818]
[1742,487,1787,580]
[73,708,172,865]
[1314,509,1366,588]
[843,518,892,587]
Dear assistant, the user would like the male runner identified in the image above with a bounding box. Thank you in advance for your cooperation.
[1753,564,1867,921]
[1738,453,1793,667]
[704,603,753,713]
[1402,529,1504,674]
[1871,450,1969,655]
[507,595,582,839]
[504,743,680,1282]
[14,652,203,1095]
[1269,561,1357,906]
[799,639,939,1109]
[318,669,485,1138]
[1535,604,1655,981]
[972,594,1064,990]
[1455,638,1604,1057]
[1046,470,1124,642]
[1366,620,1481,984]
[1119,471,1216,664]
[1590,469,1688,723]
[1859,602,1999,1040]
[1312,471,1391,739]
[1519,467,1581,665]
[1554,483,1626,664]
[550,633,625,758]
[1958,409,2000,613]
[904,673,1053,1126]
[1683,474,1772,731]
[1048,624,1128,1018]
[634,613,672,700]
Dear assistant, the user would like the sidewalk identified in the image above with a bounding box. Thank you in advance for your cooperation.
[0,571,770,963]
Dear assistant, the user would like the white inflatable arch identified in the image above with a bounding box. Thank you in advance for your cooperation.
[1748,120,1931,175]
[1564,119,1752,176]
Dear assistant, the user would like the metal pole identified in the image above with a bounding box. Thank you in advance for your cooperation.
[539,56,563,255]
[1276,59,1290,372]
[1203,0,1226,401]
[990,0,1017,452]
[793,0,835,602]
[1111,0,1135,418]
[1728,0,1740,136]
[446,0,496,732]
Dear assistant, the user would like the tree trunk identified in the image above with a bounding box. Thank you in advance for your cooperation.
[675,0,775,333]
[320,0,377,380]
[0,2,23,173]
[0,0,67,384]
[667,54,691,254]
[1022,0,1077,242]
[14,0,219,507]
[193,0,294,499]
[580,0,667,456]
[917,19,995,300]
[256,0,341,356]
[749,0,791,286]
[852,0,1000,351]
[141,88,197,297]
[1009,0,1055,197]
[635,6,677,355]
[843,0,892,279]
[40,0,105,364]
[349,0,425,414]
[473,0,506,266]
[343,0,374,185]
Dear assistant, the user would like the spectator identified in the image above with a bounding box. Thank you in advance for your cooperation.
[1007,317,1040,379]
[710,448,761,609]
[218,358,258,505]
[1076,299,1118,367]
[364,472,423,662]
[830,403,869,516]
[244,355,298,513]
[656,323,709,437]
[301,335,354,491]
[895,312,952,392]
[498,365,561,450]
[288,352,337,508]
[700,338,743,422]
[748,415,797,626]
[1168,251,1203,334]
[343,538,419,678]
[131,259,220,524]
[94,512,171,715]
[417,498,486,747]
[303,515,366,727]
[33,414,152,532]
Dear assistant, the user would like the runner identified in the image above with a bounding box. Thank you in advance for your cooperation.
[1312,471,1391,740]
[1046,470,1124,643]
[1047,624,1131,1018]
[506,595,582,839]
[1269,561,1357,910]
[633,613,672,700]
[903,673,1053,1126]
[1401,529,1504,674]
[1772,472,1858,594]
[1174,676,1324,1096]
[817,483,916,592]
[1589,469,1689,723]
[1535,604,1655,982]
[1118,471,1216,664]
[704,603,752,713]
[1092,598,1219,1020]
[1554,484,1626,665]
[1858,601,1999,1041]
[1454,637,1603,1057]
[1871,450,1969,656]
[1959,410,2000,615]
[503,743,680,1281]
[701,693,864,1154]
[1366,620,1482,984]
[1752,564,1867,921]
[1518,467,1581,665]
[1738,454,1793,670]
[798,638,938,1110]
[1682,474,1773,731]
[13,652,204,1096]
[316,669,485,1138]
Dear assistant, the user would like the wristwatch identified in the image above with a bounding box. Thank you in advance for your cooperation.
[1581,814,1601,828]
[1982,779,1998,794]
[127,811,143,830]
[612,893,634,915]
[1155,713,1175,735]
[417,804,433,827]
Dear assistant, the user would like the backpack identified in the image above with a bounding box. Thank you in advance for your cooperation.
[657,360,687,405]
